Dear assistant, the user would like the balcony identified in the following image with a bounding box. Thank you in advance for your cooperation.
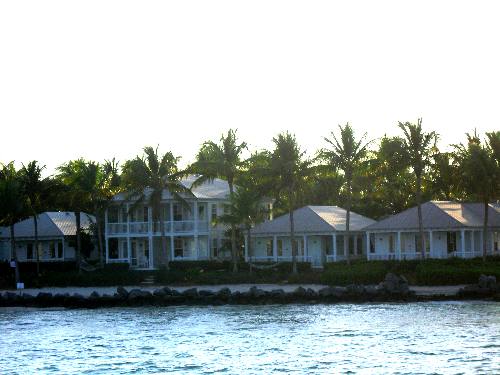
[107,220,210,235]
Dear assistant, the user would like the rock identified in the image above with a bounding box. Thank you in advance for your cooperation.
[116,286,129,298]
[305,288,318,298]
[217,288,232,298]
[161,287,173,296]
[182,288,199,298]
[382,273,409,294]
[89,291,100,299]
[478,275,497,291]
[346,284,365,296]
[127,289,152,301]
[270,289,285,297]
[318,287,334,297]
[171,289,181,297]
[250,286,267,298]
[293,286,306,297]
[153,288,167,298]
[199,290,215,297]
[331,287,347,298]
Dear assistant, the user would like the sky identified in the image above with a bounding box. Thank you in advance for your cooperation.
[1,1,499,175]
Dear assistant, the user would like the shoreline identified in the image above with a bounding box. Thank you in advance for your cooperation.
[0,283,466,297]
[2,283,497,308]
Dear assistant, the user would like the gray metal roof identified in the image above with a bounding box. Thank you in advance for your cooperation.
[113,175,231,202]
[0,212,95,239]
[365,201,500,231]
[251,206,376,235]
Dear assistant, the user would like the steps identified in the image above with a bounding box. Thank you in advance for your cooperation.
[140,275,156,286]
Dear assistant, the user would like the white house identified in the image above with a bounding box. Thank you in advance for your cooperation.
[0,212,95,262]
[364,201,500,260]
[105,176,258,269]
[248,206,376,268]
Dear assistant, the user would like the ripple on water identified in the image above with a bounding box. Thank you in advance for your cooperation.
[0,302,499,374]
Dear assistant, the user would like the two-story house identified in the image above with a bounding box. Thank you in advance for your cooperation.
[105,176,236,269]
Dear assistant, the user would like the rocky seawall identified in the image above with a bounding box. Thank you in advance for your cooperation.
[1,274,498,308]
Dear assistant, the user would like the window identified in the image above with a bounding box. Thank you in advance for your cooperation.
[143,206,149,222]
[389,235,394,253]
[109,238,119,259]
[49,242,56,258]
[27,244,34,259]
[173,204,182,221]
[57,242,63,258]
[174,238,183,258]
[121,207,128,223]
[277,239,283,257]
[198,204,206,221]
[357,236,363,254]
[212,238,218,257]
[447,232,457,253]
[266,239,273,257]
[370,236,375,254]
[122,241,128,259]
[211,204,217,222]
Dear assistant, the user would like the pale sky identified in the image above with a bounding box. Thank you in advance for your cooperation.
[1,1,499,175]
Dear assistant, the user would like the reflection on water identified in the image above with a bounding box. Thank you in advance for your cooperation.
[0,302,499,374]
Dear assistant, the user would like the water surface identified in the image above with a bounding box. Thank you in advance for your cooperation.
[1,302,499,374]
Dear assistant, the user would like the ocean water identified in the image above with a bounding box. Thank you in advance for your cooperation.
[0,302,499,374]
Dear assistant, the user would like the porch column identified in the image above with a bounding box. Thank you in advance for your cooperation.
[366,232,370,260]
[471,231,475,255]
[126,203,130,234]
[244,235,249,262]
[461,229,466,258]
[170,236,175,261]
[194,201,199,259]
[332,233,337,262]
[396,231,401,260]
[148,206,153,267]
[303,235,308,261]
[104,209,109,264]
[273,235,278,261]
[170,202,174,234]
[353,234,358,256]
[127,237,131,265]
[149,236,154,269]
[480,230,484,255]
[429,231,433,258]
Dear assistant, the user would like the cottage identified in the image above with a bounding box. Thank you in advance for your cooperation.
[364,201,500,260]
[0,212,95,262]
[248,206,376,268]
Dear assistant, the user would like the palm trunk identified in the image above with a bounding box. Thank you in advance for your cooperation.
[76,211,82,273]
[160,214,169,271]
[482,200,489,262]
[290,190,297,274]
[416,175,425,259]
[228,181,238,273]
[96,213,104,268]
[345,181,352,266]
[10,224,20,286]
[247,227,252,274]
[34,214,40,276]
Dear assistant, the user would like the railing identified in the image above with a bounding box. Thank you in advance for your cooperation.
[129,222,149,234]
[248,255,312,262]
[107,220,209,235]
[173,220,195,233]
[107,223,127,234]
[107,258,129,263]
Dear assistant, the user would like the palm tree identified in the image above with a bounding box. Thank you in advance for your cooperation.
[57,159,99,271]
[191,129,247,272]
[0,162,26,285]
[398,118,437,259]
[94,158,121,267]
[19,161,48,275]
[121,146,190,270]
[455,131,499,261]
[218,186,268,271]
[270,132,311,274]
[320,123,371,265]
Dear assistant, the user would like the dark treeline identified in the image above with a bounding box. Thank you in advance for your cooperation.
[1,120,500,277]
